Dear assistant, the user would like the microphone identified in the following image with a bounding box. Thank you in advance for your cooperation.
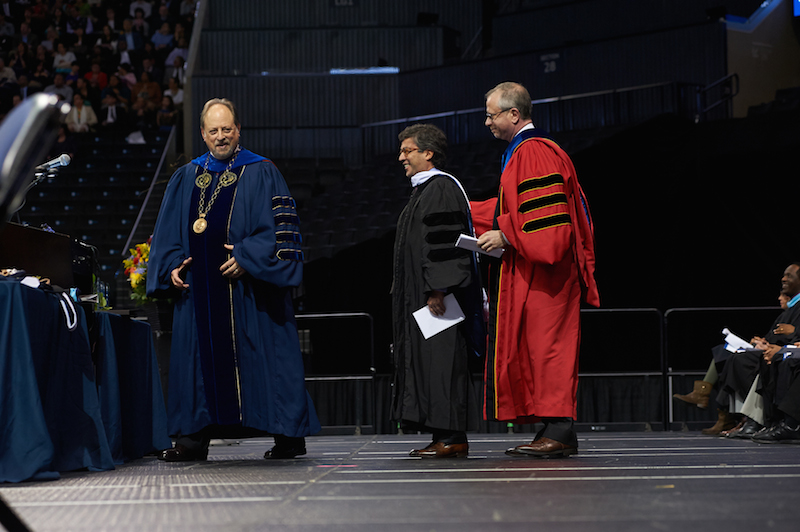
[36,154,72,171]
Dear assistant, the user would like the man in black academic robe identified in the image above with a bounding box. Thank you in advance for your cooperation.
[390,124,484,458]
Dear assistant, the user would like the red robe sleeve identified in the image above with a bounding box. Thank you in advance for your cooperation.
[469,198,497,237]
[496,138,575,265]
[495,137,599,307]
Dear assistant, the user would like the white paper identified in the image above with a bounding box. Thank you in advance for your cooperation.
[20,276,40,289]
[412,293,465,339]
[455,233,504,258]
[722,327,753,352]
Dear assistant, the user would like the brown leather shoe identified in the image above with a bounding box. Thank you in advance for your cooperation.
[673,380,712,409]
[158,444,208,462]
[505,437,578,458]
[701,408,738,435]
[409,441,468,458]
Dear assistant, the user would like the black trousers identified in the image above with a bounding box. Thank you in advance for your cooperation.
[540,418,577,447]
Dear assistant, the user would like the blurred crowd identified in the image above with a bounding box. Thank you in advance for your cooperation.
[0,0,195,153]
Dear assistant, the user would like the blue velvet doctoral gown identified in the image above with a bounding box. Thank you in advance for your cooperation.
[146,149,320,438]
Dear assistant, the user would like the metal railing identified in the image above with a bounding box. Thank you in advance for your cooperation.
[696,73,739,122]
[295,305,782,432]
[117,126,177,259]
[663,306,779,428]
[360,81,701,162]
[296,312,376,434]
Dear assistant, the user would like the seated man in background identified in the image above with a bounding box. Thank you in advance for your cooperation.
[675,264,800,434]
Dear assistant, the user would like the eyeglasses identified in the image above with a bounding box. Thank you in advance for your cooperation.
[399,147,420,157]
[485,108,512,121]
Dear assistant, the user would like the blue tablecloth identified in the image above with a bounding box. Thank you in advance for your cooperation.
[95,310,172,464]
[0,278,170,483]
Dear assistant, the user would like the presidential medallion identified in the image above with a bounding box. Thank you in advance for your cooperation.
[192,217,208,234]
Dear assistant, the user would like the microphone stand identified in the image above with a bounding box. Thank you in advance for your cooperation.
[12,167,62,224]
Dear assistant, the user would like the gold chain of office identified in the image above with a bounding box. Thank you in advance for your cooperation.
[192,149,241,234]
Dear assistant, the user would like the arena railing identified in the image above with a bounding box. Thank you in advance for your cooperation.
[296,305,785,433]
[664,306,780,430]
[296,312,376,435]
[118,125,177,261]
[360,81,701,162]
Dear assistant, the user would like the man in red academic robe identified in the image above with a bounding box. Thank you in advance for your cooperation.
[474,82,599,458]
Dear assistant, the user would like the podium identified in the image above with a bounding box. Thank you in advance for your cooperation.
[0,222,97,295]
[0,223,74,287]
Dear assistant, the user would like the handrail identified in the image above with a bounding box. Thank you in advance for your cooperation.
[697,73,739,118]
[359,81,698,161]
[117,125,176,258]
[360,81,679,129]
[460,25,483,60]
[182,0,209,157]
[665,305,775,318]
[360,107,483,128]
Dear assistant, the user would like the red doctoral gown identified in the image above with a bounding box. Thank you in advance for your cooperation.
[472,132,599,423]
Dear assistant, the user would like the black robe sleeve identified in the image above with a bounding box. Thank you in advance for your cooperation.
[416,177,473,294]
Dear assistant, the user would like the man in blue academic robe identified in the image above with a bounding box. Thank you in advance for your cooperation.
[147,98,320,461]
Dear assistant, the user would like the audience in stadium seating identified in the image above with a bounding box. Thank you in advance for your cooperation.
[0,1,193,146]
[66,91,97,132]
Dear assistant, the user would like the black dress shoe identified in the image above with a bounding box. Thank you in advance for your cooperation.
[727,418,764,439]
[408,442,469,458]
[158,444,208,462]
[752,421,800,444]
[264,445,306,459]
[505,437,578,458]
[264,437,307,459]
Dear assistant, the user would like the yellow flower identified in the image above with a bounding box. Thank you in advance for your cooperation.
[130,272,143,287]
[122,240,156,304]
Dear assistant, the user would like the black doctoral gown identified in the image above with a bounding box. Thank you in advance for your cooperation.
[390,174,482,432]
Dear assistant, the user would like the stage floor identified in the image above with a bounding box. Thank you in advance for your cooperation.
[2,432,800,531]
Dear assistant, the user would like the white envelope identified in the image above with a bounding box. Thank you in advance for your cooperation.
[455,234,504,258]
[412,293,465,339]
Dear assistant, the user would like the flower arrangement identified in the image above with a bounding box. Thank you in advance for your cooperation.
[123,237,151,303]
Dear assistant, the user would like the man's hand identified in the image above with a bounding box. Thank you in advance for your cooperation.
[751,335,766,347]
[763,344,782,364]
[774,323,796,336]
[476,230,506,254]
[427,290,446,316]
[220,244,246,279]
[170,257,192,290]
